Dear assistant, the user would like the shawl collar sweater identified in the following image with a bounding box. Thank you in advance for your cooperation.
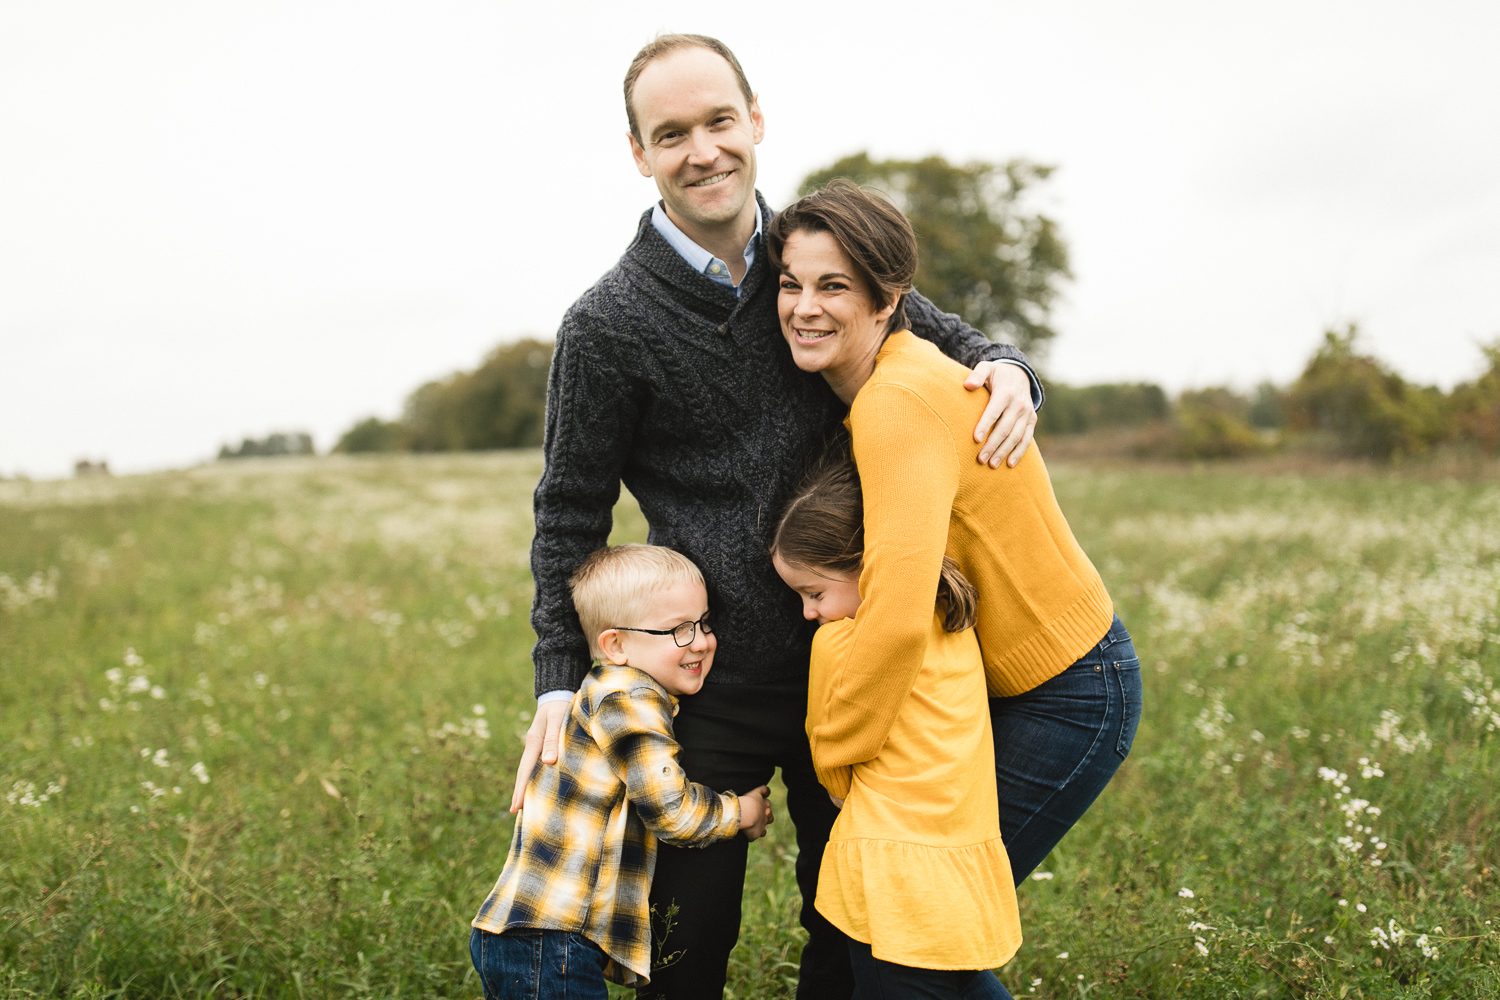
[530,194,1027,695]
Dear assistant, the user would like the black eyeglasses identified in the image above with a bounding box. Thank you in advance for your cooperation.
[612,616,713,648]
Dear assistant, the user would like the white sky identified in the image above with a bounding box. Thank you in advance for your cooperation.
[4,0,1498,478]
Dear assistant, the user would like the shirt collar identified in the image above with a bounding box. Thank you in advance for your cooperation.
[650,202,762,293]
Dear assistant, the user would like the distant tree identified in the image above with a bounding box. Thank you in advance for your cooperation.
[1037,382,1169,435]
[799,153,1070,359]
[394,338,554,453]
[219,432,314,460]
[1247,381,1288,429]
[1286,324,1445,460]
[335,417,402,454]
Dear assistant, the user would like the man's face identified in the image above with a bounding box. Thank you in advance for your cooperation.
[628,46,764,234]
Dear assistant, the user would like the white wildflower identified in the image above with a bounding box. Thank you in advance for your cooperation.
[1030,871,1054,881]
[189,761,210,784]
[1178,887,1195,898]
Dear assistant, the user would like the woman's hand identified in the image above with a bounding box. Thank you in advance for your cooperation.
[738,785,775,841]
[508,699,572,813]
[964,361,1037,468]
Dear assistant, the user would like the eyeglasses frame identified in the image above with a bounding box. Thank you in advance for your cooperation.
[609,616,713,648]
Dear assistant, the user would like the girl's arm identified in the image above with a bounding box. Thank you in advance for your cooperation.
[806,382,961,772]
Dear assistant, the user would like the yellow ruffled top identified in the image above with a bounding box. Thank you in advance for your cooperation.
[808,612,1021,971]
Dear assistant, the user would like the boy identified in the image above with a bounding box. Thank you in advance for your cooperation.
[470,544,773,998]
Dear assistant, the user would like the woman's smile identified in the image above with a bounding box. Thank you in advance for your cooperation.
[776,230,897,403]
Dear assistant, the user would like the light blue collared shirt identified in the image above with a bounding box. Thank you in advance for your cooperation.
[651,203,762,295]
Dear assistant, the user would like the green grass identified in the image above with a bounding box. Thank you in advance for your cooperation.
[2,454,1497,998]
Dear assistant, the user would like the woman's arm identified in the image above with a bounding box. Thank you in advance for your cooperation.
[806,383,961,772]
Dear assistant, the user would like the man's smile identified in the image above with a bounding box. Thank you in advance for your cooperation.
[687,171,733,188]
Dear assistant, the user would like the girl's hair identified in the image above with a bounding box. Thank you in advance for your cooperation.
[771,442,977,633]
[766,178,919,336]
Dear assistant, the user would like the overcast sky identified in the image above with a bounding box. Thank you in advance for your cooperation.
[4,1,1498,478]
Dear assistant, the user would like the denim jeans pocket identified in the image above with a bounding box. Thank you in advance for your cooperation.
[1113,657,1142,757]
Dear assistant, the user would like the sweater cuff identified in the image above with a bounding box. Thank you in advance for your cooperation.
[532,653,591,699]
[816,765,853,800]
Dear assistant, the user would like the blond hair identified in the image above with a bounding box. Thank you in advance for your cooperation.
[569,545,707,660]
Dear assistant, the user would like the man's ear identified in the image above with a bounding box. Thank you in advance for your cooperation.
[628,132,653,178]
[598,628,630,665]
[749,95,765,145]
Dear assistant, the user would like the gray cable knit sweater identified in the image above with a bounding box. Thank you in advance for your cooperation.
[530,195,1034,695]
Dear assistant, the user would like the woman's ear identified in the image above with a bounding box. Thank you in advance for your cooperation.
[598,629,630,665]
[874,291,900,326]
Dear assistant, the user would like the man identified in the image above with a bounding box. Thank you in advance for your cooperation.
[513,34,1041,999]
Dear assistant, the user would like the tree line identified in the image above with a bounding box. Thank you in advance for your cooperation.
[321,153,1498,464]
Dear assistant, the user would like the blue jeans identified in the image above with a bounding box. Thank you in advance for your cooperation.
[469,927,609,1000]
[848,940,1014,1000]
[990,615,1143,881]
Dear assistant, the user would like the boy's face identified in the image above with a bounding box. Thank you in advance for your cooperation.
[601,579,715,697]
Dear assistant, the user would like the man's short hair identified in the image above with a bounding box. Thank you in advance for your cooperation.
[623,33,755,144]
[569,544,707,661]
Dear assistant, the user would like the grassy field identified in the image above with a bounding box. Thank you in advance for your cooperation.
[2,453,1497,999]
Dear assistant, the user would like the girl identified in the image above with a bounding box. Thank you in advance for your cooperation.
[772,451,1020,1000]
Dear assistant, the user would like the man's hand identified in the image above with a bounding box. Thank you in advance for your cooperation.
[738,785,774,841]
[963,361,1037,468]
[508,699,571,813]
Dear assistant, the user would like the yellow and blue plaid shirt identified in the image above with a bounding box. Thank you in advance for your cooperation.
[472,663,741,985]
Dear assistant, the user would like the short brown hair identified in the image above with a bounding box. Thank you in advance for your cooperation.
[771,443,977,633]
[624,34,755,144]
[569,545,706,661]
[767,178,919,335]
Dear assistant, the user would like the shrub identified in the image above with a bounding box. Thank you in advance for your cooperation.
[1174,401,1269,460]
[1285,325,1445,460]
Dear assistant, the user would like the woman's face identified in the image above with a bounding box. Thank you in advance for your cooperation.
[777,230,896,402]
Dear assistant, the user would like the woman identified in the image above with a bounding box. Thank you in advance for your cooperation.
[767,180,1142,985]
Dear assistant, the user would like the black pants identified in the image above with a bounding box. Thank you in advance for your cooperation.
[638,678,855,1000]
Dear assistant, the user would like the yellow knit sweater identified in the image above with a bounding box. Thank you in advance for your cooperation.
[808,331,1113,791]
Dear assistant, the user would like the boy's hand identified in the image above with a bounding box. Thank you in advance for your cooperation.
[828,792,845,810]
[509,700,571,813]
[738,785,774,841]
[964,361,1037,468]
